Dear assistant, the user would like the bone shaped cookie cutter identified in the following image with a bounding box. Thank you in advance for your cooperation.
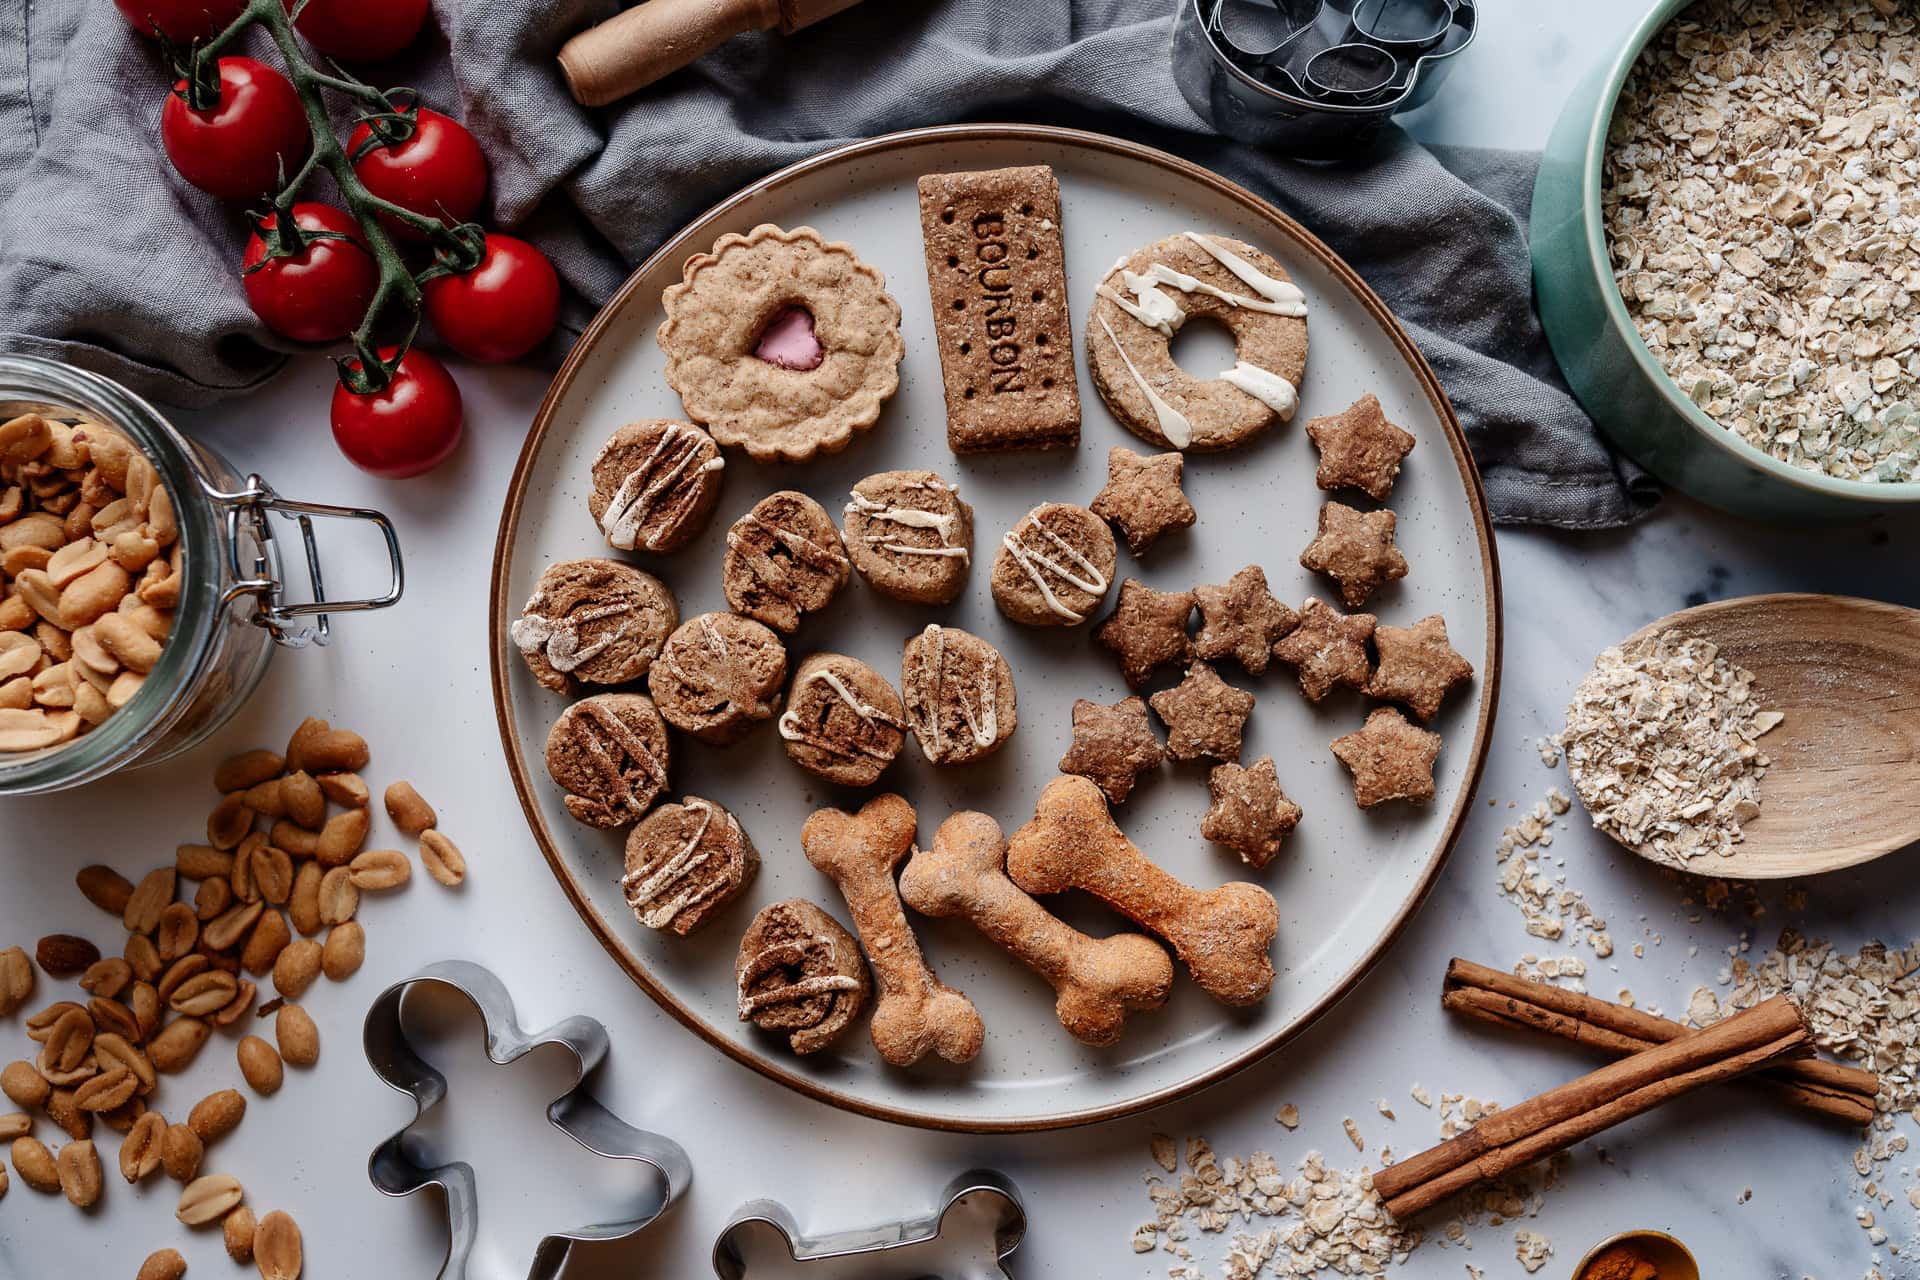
[711,1169,1026,1280]
[363,960,691,1280]
[901,810,1173,1046]
[1008,774,1279,1006]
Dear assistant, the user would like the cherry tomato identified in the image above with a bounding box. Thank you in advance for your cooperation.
[348,109,487,241]
[161,58,310,202]
[284,0,430,62]
[241,204,379,344]
[422,235,561,364]
[113,0,245,42]
[330,348,464,478]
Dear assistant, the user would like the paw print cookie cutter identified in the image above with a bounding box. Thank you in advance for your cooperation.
[711,1170,1026,1280]
[363,960,691,1279]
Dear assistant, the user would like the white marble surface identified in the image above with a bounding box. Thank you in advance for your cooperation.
[5,2,1920,1277]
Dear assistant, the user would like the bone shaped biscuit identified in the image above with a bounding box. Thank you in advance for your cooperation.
[1007,774,1278,1007]
[901,811,1173,1047]
[801,794,984,1066]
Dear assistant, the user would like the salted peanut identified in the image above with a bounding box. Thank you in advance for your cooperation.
[383,780,436,835]
[160,1123,202,1182]
[92,1034,153,1095]
[29,661,77,710]
[25,1001,85,1042]
[229,833,264,904]
[138,554,182,611]
[56,1137,102,1206]
[93,611,160,672]
[0,592,32,631]
[287,863,323,936]
[147,1018,211,1074]
[201,901,262,953]
[419,831,466,887]
[89,999,141,1045]
[207,794,254,852]
[270,941,321,1001]
[267,821,319,858]
[79,956,131,999]
[285,718,368,774]
[225,1202,258,1262]
[321,923,364,982]
[214,750,283,793]
[240,778,287,820]
[123,866,175,935]
[251,845,293,906]
[0,676,31,710]
[46,537,107,587]
[156,903,199,963]
[240,910,291,977]
[127,983,161,1039]
[99,1096,148,1135]
[255,1209,303,1280]
[279,771,324,829]
[41,1007,94,1074]
[73,1067,136,1113]
[106,670,144,708]
[2,1061,48,1109]
[187,1089,244,1145]
[156,954,208,1005]
[67,624,116,675]
[120,1109,166,1182]
[109,529,161,572]
[194,876,231,921]
[169,971,238,1018]
[36,933,100,978]
[177,1172,242,1225]
[58,559,130,629]
[72,680,111,725]
[0,1112,28,1141]
[0,706,62,751]
[209,979,256,1029]
[316,869,357,927]
[123,934,162,983]
[274,1005,318,1067]
[118,599,171,643]
[0,413,53,464]
[13,570,62,626]
[314,808,368,869]
[147,485,177,546]
[44,1087,91,1140]
[137,1249,188,1280]
[0,946,33,1015]
[74,865,133,916]
[348,848,409,891]
[12,1135,59,1191]
[316,771,368,808]
[236,1036,282,1096]
[0,633,42,679]
[175,844,233,881]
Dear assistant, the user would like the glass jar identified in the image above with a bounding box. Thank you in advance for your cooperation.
[0,353,402,794]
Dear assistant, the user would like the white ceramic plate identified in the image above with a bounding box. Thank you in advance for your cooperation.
[490,125,1500,1132]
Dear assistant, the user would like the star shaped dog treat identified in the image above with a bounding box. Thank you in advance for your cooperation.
[1201,757,1302,869]
[1058,696,1165,805]
[1089,446,1196,555]
[1148,662,1256,763]
[1365,614,1474,721]
[1331,707,1442,808]
[1305,393,1416,501]
[1095,579,1195,688]
[1299,501,1408,609]
[1270,597,1376,703]
[1193,564,1298,675]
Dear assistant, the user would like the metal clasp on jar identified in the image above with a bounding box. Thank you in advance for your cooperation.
[209,474,403,648]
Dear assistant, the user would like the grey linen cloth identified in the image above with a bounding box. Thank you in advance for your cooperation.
[0,0,1654,528]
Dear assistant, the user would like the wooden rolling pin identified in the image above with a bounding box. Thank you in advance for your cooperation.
[559,0,868,107]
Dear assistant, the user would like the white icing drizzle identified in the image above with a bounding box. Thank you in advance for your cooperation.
[1182,232,1309,316]
[999,510,1111,623]
[1097,316,1193,450]
[777,666,905,761]
[1096,270,1187,336]
[1219,361,1300,419]
[510,599,634,673]
[912,625,997,761]
[727,514,849,582]
[736,935,860,1017]
[844,484,970,564]
[596,423,724,551]
[621,798,726,928]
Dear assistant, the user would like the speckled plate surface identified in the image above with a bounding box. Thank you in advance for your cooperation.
[490,124,1500,1132]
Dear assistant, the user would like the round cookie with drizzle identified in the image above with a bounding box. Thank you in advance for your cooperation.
[509,558,678,695]
[735,897,870,1055]
[842,469,973,605]
[543,692,672,829]
[621,795,758,937]
[1087,231,1309,452]
[777,652,908,788]
[649,612,787,746]
[901,624,1017,766]
[587,420,725,555]
[990,502,1116,627]
[721,490,851,633]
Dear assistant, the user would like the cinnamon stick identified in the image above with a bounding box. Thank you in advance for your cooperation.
[1442,958,1879,1125]
[1374,993,1813,1221]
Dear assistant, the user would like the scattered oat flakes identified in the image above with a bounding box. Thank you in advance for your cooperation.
[1514,1227,1554,1273]
[1342,1117,1365,1152]
[1275,1104,1299,1129]
[1410,1084,1433,1108]
[1152,1133,1178,1173]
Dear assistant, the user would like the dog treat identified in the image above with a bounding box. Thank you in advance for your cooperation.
[802,795,984,1065]
[658,224,903,462]
[842,469,973,604]
[1148,662,1256,763]
[1332,706,1442,808]
[722,491,851,633]
[1087,231,1309,452]
[917,165,1079,453]
[1095,579,1195,688]
[1058,695,1165,805]
[778,653,908,788]
[1089,446,1195,555]
[1270,596,1376,703]
[900,811,1173,1047]
[649,612,787,746]
[900,625,1016,766]
[543,693,671,828]
[1193,564,1298,675]
[622,796,757,937]
[990,503,1115,627]
[1202,757,1302,869]
[1305,393,1415,501]
[1299,501,1408,609]
[735,898,870,1056]
[1008,775,1278,1006]
[1366,614,1474,722]
[587,420,726,554]
[510,558,678,694]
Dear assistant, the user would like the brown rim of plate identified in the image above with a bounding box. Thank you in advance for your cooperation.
[488,122,1505,1134]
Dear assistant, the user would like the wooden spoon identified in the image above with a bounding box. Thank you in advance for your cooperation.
[1592,593,1920,879]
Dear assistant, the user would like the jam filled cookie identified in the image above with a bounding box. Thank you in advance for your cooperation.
[588,420,725,554]
[543,693,671,829]
[735,898,870,1056]
[722,491,851,633]
[1087,231,1309,452]
[658,224,904,463]
[900,624,1016,766]
[622,796,757,936]
[649,612,787,746]
[990,502,1116,627]
[842,469,973,605]
[510,559,678,695]
[778,653,908,788]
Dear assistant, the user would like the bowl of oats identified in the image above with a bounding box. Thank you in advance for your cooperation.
[1531,0,1920,522]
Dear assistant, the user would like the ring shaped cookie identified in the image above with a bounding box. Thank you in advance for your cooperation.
[658,224,905,463]
[1086,231,1309,452]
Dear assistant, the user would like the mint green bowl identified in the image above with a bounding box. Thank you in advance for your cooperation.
[1530,0,1920,523]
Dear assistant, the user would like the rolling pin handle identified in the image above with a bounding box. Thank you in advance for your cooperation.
[558,0,783,107]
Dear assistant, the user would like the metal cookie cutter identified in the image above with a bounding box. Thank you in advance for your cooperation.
[364,960,691,1279]
[712,1171,1025,1280]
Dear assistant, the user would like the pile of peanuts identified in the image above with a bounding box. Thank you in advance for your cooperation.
[0,716,467,1277]
[0,412,184,754]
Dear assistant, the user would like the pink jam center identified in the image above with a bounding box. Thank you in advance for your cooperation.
[753,306,823,371]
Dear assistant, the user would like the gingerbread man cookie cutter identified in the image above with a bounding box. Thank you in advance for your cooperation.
[711,1170,1026,1280]
[363,960,691,1279]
